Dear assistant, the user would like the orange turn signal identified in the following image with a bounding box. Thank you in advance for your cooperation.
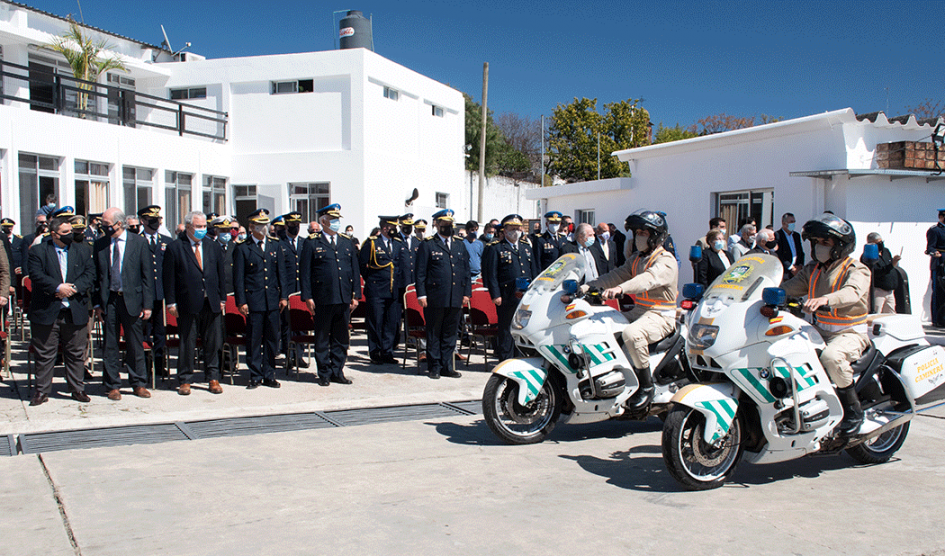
[765,325,794,337]
[566,311,588,320]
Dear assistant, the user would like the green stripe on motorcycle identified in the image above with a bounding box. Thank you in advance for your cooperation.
[511,371,539,398]
[526,369,545,390]
[543,346,574,373]
[581,345,602,365]
[774,366,816,390]
[593,344,615,362]
[695,401,730,443]
[736,368,776,403]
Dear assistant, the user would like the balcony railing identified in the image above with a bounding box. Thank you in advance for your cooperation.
[0,59,228,142]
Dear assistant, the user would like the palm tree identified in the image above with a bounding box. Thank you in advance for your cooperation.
[47,20,126,118]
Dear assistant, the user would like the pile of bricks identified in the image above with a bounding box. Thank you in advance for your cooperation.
[876,141,945,170]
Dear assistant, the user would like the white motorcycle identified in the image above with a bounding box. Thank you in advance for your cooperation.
[662,253,945,490]
[482,253,695,444]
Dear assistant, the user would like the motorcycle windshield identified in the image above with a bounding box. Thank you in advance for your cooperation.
[528,253,586,294]
[703,253,783,305]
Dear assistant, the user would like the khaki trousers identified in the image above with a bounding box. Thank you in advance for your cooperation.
[621,306,676,369]
[819,329,869,388]
[873,288,896,314]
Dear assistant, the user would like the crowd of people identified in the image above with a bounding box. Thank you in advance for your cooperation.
[0,199,941,433]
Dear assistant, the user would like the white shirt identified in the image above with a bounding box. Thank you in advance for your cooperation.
[55,244,69,308]
[580,245,599,281]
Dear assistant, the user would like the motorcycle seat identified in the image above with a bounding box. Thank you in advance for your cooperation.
[648,327,680,354]
[850,342,880,375]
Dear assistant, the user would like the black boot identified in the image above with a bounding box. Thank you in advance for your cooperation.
[836,385,863,437]
[626,366,654,411]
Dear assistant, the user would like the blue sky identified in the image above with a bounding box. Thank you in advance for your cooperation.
[40,0,945,127]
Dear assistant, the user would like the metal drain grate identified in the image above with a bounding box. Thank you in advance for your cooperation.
[443,400,482,415]
[324,403,469,426]
[19,423,189,454]
[1,435,15,457]
[185,412,337,439]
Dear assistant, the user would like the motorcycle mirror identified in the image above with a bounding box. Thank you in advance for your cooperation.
[515,277,531,291]
[862,243,879,262]
[562,279,579,295]
[689,244,703,262]
[682,283,705,300]
[762,287,787,306]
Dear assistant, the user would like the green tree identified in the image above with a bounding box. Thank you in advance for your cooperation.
[547,97,650,182]
[653,122,698,144]
[464,93,531,176]
[48,20,126,117]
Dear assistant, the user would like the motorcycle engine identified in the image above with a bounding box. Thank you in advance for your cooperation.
[585,369,627,399]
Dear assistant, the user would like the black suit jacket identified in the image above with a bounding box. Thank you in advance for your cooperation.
[775,228,805,271]
[93,232,153,315]
[595,239,618,274]
[234,237,288,312]
[415,235,472,308]
[28,240,95,326]
[300,232,361,305]
[562,240,611,279]
[163,236,226,315]
[142,232,172,301]
[280,235,303,294]
[695,249,734,287]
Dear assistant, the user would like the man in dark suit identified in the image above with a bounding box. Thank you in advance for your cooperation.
[483,214,539,361]
[164,210,226,395]
[300,204,361,386]
[26,216,95,405]
[20,213,48,278]
[359,215,408,364]
[594,223,618,275]
[416,209,471,379]
[139,205,172,378]
[608,223,627,267]
[278,211,306,367]
[562,223,611,281]
[775,212,804,281]
[93,207,153,400]
[530,211,567,272]
[235,209,288,389]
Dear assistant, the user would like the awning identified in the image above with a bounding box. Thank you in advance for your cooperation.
[789,168,945,182]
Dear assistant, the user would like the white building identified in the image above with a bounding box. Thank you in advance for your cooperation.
[528,108,945,322]
[0,1,465,238]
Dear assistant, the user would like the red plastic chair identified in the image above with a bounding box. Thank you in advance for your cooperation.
[19,276,32,341]
[401,286,424,368]
[287,293,317,377]
[163,305,204,381]
[349,276,367,330]
[119,323,155,389]
[221,294,246,384]
[467,288,499,367]
[0,313,10,379]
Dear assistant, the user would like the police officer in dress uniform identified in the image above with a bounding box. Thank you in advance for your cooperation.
[395,213,421,349]
[139,205,171,378]
[482,214,538,361]
[531,210,567,272]
[85,213,103,243]
[926,208,945,327]
[299,204,361,386]
[359,215,408,364]
[210,215,236,294]
[279,211,307,367]
[414,219,428,241]
[416,209,471,379]
[235,209,289,389]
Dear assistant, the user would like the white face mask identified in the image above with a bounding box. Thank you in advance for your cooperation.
[814,243,832,263]
[635,235,649,252]
[548,223,559,233]
[329,219,341,232]
[713,240,726,251]
[506,230,521,243]
[601,231,611,241]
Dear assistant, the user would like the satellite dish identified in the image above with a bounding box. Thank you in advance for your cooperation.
[405,188,419,207]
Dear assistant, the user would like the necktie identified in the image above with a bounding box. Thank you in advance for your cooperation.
[58,248,70,308]
[150,234,156,248]
[330,234,336,248]
[194,241,202,271]
[110,239,121,292]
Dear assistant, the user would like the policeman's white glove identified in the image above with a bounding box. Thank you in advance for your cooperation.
[578,284,590,295]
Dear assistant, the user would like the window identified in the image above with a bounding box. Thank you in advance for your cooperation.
[75,160,110,218]
[715,189,774,231]
[234,185,258,226]
[165,171,193,229]
[122,167,153,217]
[289,182,330,223]
[203,175,227,216]
[432,105,444,117]
[271,79,314,94]
[576,209,595,226]
[107,73,136,127]
[435,192,448,209]
[169,87,207,100]
[383,86,399,101]
[18,153,59,228]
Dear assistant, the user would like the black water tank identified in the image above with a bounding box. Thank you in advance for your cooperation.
[339,10,373,51]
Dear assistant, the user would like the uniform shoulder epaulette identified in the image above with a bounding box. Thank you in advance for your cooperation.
[14,234,21,239]
[339,233,350,239]
[424,235,435,241]
[392,236,403,242]
[488,240,500,246]
[452,235,463,240]
[267,234,279,241]
[519,237,530,244]
[42,232,50,237]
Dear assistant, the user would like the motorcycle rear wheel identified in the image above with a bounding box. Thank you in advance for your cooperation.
[662,405,743,490]
[846,422,910,464]
[482,374,561,445]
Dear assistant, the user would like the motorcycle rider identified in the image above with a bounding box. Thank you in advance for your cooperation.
[781,213,871,436]
[580,210,677,410]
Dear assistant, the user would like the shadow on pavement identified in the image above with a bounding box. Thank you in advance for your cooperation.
[429,416,664,447]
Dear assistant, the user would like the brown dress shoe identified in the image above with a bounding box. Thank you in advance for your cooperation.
[418,352,427,362]
[178,383,191,396]
[71,391,91,403]
[133,387,151,399]
[30,392,49,406]
[208,380,223,394]
[107,389,122,401]
[455,352,467,361]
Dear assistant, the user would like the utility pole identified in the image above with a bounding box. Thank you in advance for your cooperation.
[540,114,544,187]
[597,129,601,181]
[477,62,488,222]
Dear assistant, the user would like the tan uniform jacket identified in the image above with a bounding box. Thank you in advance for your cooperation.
[588,247,677,309]
[782,256,871,332]
[0,243,9,300]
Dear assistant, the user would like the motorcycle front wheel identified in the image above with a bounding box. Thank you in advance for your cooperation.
[482,374,562,445]
[662,405,744,490]
[846,422,910,464]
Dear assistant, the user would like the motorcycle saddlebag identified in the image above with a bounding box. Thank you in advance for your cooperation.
[886,345,945,401]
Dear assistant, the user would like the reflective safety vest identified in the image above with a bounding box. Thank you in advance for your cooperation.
[629,247,677,311]
[809,258,867,332]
